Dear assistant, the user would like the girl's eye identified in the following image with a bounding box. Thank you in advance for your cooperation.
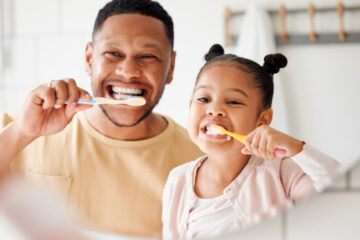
[227,100,243,105]
[197,97,210,103]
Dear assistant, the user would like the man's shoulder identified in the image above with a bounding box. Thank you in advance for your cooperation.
[0,112,18,128]
[0,111,82,130]
[165,116,188,136]
[162,115,203,156]
[163,115,194,145]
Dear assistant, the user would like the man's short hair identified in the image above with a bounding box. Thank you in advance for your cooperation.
[93,0,174,49]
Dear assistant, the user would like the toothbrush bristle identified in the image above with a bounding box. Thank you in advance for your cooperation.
[212,125,225,134]
[126,96,146,106]
[95,96,146,106]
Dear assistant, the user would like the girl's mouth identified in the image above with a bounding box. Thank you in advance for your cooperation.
[201,124,231,141]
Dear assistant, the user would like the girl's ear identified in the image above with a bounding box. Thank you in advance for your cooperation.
[256,108,273,126]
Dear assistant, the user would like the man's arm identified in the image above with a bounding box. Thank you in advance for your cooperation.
[0,78,92,178]
[0,122,37,176]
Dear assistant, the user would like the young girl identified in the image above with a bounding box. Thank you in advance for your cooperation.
[162,44,339,240]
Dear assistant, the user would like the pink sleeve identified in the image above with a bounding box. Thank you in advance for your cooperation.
[162,169,183,240]
[280,143,340,203]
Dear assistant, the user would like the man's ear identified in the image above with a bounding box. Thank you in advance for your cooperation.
[256,108,273,127]
[85,42,94,76]
[166,51,176,85]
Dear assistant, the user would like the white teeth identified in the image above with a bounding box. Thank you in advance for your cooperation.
[206,124,227,136]
[112,93,126,100]
[112,87,142,95]
[227,135,231,141]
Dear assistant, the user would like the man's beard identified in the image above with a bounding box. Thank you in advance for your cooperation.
[99,104,154,127]
[98,83,165,128]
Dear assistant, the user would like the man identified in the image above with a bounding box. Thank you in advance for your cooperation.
[0,0,203,237]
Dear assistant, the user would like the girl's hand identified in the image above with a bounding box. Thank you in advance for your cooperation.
[242,125,304,160]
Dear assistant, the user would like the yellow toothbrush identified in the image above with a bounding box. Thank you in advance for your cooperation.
[212,125,246,143]
[211,125,286,157]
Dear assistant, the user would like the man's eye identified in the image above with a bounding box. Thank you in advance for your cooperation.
[105,51,121,57]
[197,97,210,103]
[139,55,157,59]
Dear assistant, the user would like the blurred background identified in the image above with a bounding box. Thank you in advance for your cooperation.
[0,0,360,239]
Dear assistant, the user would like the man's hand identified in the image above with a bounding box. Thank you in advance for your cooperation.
[0,78,93,170]
[13,78,92,139]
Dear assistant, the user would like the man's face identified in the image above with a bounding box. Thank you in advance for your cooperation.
[85,14,175,127]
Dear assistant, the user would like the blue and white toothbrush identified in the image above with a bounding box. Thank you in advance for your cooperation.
[76,96,146,106]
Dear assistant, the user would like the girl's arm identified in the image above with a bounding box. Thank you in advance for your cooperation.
[287,143,339,192]
[242,125,340,201]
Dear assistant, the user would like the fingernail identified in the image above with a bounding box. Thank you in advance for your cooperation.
[54,104,63,109]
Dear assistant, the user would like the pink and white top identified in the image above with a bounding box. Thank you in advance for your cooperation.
[162,143,339,240]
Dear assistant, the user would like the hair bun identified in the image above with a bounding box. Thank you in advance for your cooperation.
[205,44,224,62]
[263,53,287,75]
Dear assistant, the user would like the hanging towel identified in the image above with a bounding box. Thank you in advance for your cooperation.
[235,4,289,133]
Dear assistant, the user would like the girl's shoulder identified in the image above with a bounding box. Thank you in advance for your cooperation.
[163,156,207,203]
[168,155,207,181]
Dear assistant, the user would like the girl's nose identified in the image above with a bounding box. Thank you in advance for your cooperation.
[206,104,225,117]
[115,58,141,80]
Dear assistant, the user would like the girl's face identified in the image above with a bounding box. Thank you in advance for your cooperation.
[188,64,272,155]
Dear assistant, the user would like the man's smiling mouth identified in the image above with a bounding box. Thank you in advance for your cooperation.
[106,86,146,100]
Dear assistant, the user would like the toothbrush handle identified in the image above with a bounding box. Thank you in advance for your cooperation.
[227,131,286,157]
[64,99,97,105]
[76,99,97,105]
[274,148,286,157]
[223,129,287,157]
[225,132,246,143]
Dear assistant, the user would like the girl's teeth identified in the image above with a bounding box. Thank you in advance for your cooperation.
[227,135,231,141]
[206,125,226,136]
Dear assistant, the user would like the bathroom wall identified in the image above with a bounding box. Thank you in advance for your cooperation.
[1,0,359,169]
[1,0,360,239]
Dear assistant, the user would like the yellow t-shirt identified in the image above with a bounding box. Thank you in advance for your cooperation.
[1,111,203,237]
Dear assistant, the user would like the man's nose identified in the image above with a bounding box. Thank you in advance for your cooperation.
[115,58,141,80]
[206,103,225,117]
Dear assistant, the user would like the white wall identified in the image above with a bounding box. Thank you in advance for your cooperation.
[1,0,360,239]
